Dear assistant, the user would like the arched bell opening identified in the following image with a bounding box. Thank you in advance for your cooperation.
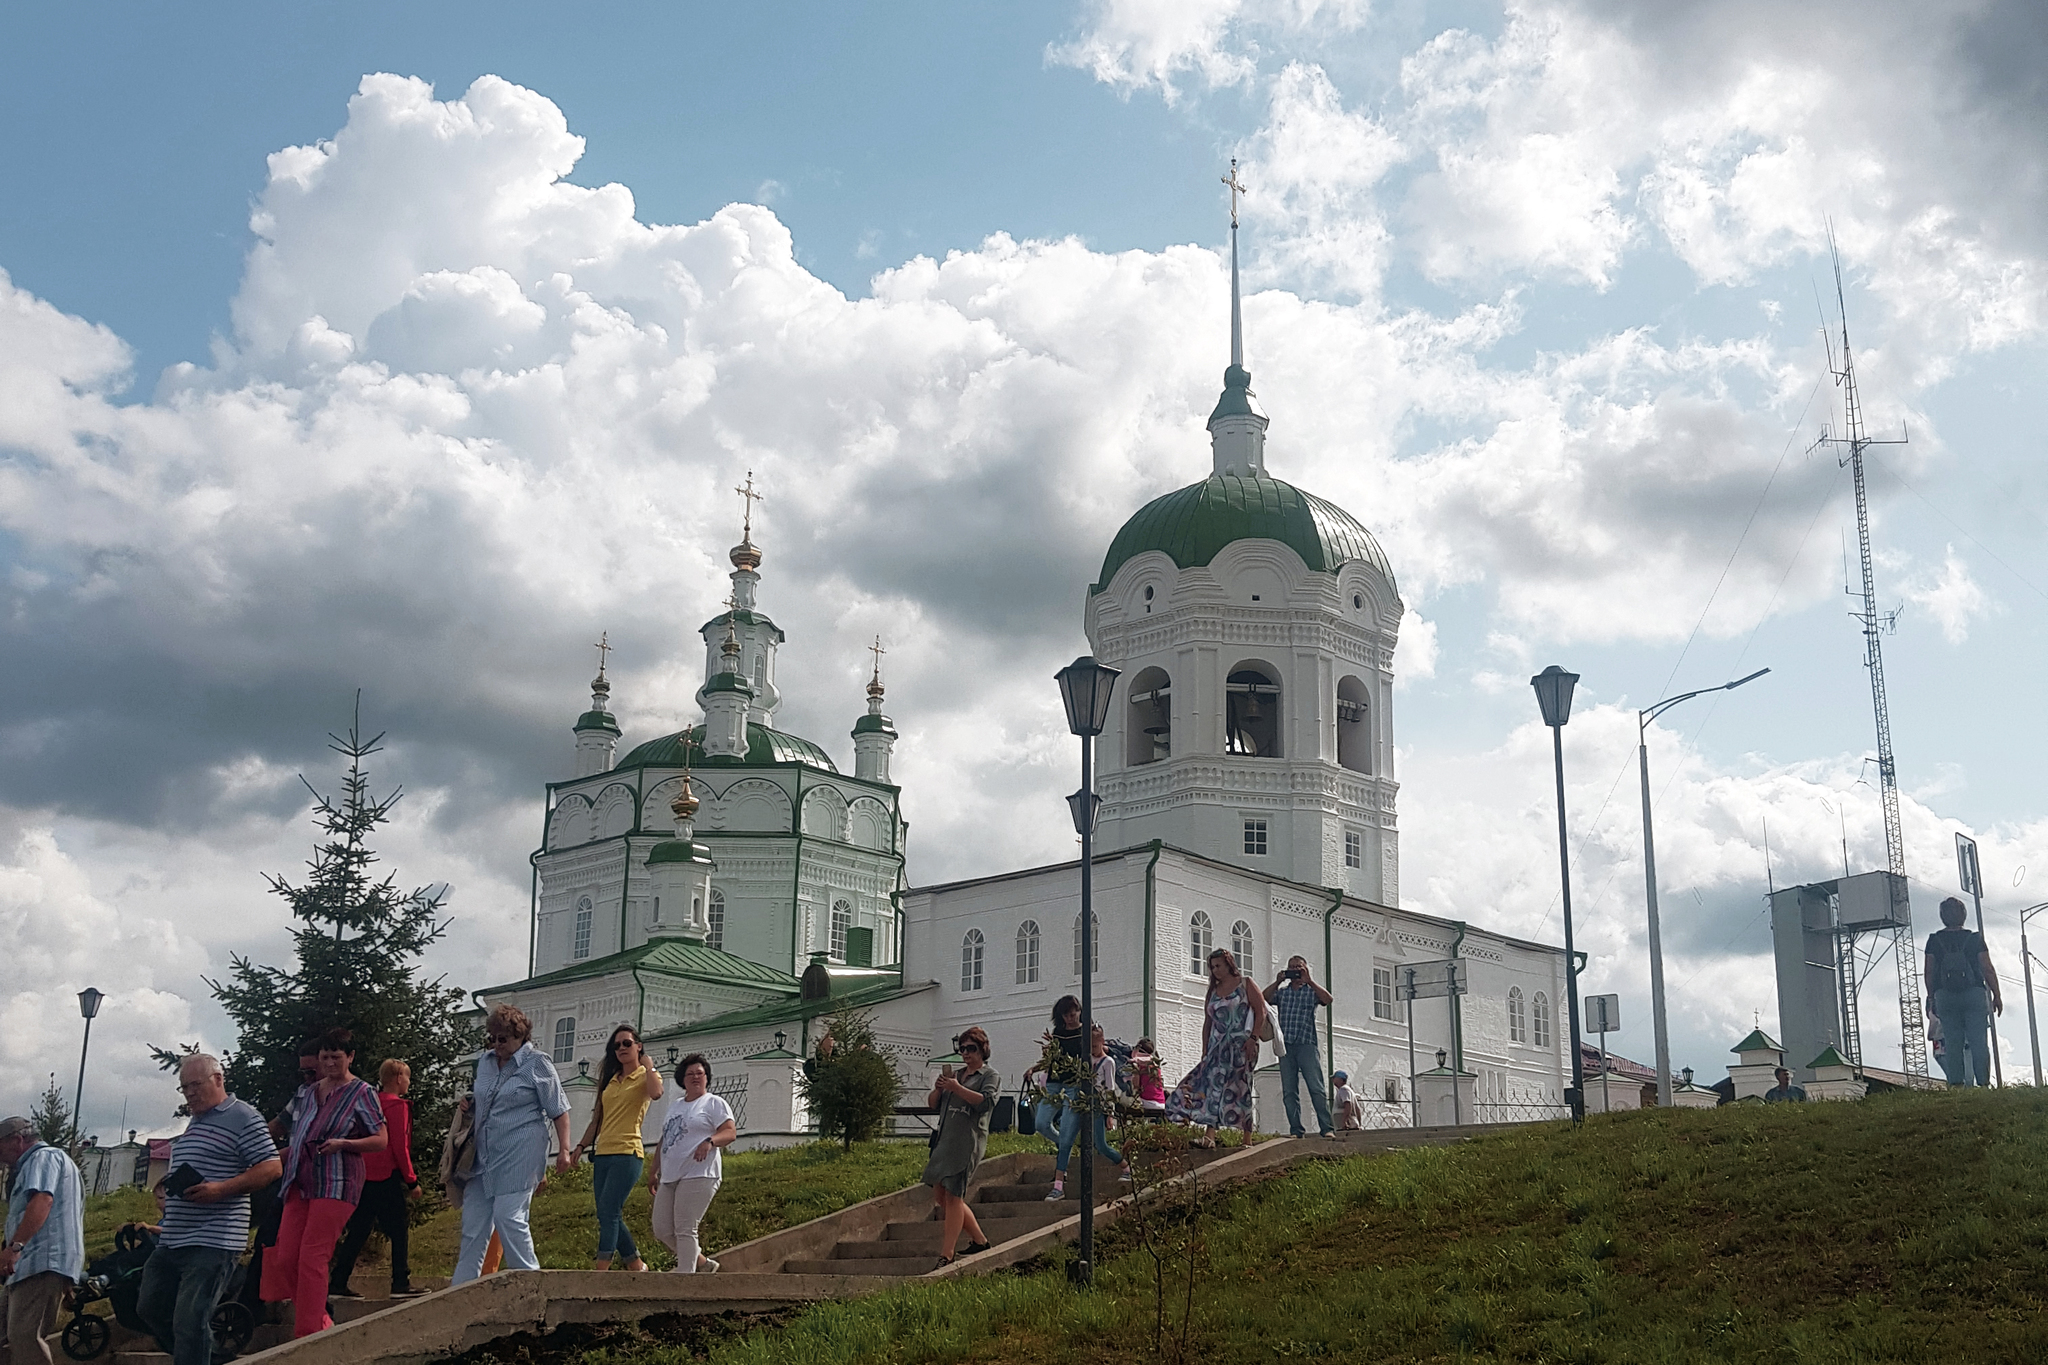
[1225,663,1282,758]
[1337,675,1372,774]
[1126,666,1173,766]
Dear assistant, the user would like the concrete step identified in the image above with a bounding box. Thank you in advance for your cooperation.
[782,1256,938,1277]
[114,1353,170,1365]
[882,1207,1065,1241]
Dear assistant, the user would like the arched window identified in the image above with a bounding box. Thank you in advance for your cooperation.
[552,1016,576,1064]
[1532,992,1553,1050]
[1189,911,1214,975]
[1230,920,1254,972]
[1225,664,1282,757]
[1508,986,1526,1044]
[1072,913,1098,977]
[960,929,985,992]
[831,899,852,962]
[1337,675,1371,773]
[573,898,593,961]
[1126,666,1172,766]
[1016,920,1041,985]
[707,889,725,952]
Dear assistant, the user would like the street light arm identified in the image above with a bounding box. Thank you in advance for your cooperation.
[1640,667,1773,729]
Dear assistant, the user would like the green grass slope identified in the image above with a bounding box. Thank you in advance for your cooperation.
[584,1088,2048,1365]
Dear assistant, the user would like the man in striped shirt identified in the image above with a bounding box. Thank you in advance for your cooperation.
[137,1055,281,1365]
[1,1115,84,1365]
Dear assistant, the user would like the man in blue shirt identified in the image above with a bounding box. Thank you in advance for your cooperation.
[1267,956,1336,1139]
[1,1115,85,1365]
[137,1056,281,1365]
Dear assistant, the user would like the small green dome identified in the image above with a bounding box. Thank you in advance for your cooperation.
[702,671,754,698]
[852,712,897,738]
[616,723,839,772]
[573,709,621,735]
[1092,473,1393,594]
[646,838,712,865]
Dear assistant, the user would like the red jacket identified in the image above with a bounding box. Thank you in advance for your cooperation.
[363,1091,416,1184]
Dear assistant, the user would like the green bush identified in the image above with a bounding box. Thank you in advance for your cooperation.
[796,1008,900,1151]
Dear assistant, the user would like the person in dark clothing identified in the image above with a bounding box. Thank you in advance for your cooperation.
[1924,896,2003,1088]
[1763,1067,1807,1103]
[328,1059,421,1297]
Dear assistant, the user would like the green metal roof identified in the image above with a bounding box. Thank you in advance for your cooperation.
[702,671,754,697]
[616,723,839,773]
[1731,1029,1783,1054]
[851,712,896,737]
[697,609,785,641]
[1807,1044,1853,1070]
[1092,473,1393,594]
[481,937,802,996]
[574,709,621,735]
[644,974,923,1041]
[645,838,712,865]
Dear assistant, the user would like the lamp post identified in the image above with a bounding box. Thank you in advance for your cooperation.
[2022,903,2047,1088]
[1637,668,1770,1106]
[72,987,105,1151]
[1530,667,1586,1124]
[1055,654,1120,1288]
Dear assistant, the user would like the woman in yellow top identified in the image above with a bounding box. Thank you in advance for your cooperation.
[574,1024,663,1269]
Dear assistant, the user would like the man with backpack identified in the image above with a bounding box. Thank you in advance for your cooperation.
[1924,896,2003,1088]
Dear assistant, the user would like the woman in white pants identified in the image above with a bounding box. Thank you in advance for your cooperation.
[647,1053,735,1273]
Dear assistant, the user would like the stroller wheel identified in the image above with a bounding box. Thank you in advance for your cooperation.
[210,1301,255,1361]
[61,1315,111,1361]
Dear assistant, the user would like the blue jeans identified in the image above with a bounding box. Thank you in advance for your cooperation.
[1052,1084,1124,1174]
[1278,1034,1333,1136]
[1932,987,1992,1087]
[137,1242,238,1365]
[1043,1082,1078,1173]
[591,1153,643,1260]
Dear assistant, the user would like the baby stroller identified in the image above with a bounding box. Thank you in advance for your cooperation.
[61,1225,257,1362]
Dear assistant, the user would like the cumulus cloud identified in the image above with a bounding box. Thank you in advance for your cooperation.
[1905,545,1991,644]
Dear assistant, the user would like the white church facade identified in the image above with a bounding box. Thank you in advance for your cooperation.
[480,218,1571,1138]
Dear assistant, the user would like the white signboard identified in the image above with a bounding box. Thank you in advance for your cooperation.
[1957,832,1982,897]
[1585,993,1621,1034]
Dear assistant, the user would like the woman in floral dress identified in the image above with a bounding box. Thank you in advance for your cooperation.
[1165,947,1266,1144]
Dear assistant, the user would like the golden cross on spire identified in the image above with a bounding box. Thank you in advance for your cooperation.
[593,630,611,680]
[868,636,886,684]
[1222,159,1247,229]
[734,469,763,542]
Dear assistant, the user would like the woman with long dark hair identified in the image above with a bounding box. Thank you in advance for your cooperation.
[262,1027,386,1336]
[1040,996,1088,1200]
[574,1025,663,1270]
[647,1054,734,1273]
[1164,947,1265,1146]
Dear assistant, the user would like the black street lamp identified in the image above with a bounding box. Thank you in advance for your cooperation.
[73,987,105,1151]
[1530,667,1587,1123]
[1054,654,1119,1287]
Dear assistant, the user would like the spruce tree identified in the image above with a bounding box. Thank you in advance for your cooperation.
[166,698,478,1191]
[29,1073,71,1146]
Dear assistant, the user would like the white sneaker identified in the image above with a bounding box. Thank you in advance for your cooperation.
[1044,1184,1065,1201]
[699,1257,720,1274]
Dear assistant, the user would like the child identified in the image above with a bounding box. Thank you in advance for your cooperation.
[1332,1070,1363,1132]
[1131,1039,1167,1114]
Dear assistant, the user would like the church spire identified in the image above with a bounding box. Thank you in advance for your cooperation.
[572,631,621,776]
[851,635,898,784]
[1210,160,1268,478]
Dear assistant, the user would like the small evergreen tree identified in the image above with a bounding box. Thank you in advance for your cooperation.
[156,698,479,1191]
[796,1007,900,1151]
[29,1073,70,1146]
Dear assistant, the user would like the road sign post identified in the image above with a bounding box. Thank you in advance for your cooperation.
[1585,994,1621,1113]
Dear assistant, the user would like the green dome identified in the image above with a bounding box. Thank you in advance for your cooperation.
[646,838,712,865]
[617,723,839,772]
[852,712,897,737]
[1092,473,1393,594]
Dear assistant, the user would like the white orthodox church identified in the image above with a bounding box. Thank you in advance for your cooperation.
[481,215,1571,1137]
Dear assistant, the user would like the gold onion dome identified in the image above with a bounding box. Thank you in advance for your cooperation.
[670,771,700,823]
[729,539,762,571]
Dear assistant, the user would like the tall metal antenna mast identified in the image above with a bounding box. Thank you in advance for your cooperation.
[1813,228,1925,1077]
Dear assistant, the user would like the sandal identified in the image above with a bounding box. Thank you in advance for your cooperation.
[965,1240,992,1255]
[936,1255,955,1268]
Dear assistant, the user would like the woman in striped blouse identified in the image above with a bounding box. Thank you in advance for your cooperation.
[261,1027,387,1337]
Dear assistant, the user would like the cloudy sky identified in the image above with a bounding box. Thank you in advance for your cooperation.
[3,0,2045,1132]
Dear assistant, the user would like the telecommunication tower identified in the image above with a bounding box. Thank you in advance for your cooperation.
[1814,236,1927,1077]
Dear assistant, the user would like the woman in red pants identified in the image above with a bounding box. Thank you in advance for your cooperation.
[263,1027,387,1336]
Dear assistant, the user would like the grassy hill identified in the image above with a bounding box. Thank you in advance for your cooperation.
[575,1087,2048,1365]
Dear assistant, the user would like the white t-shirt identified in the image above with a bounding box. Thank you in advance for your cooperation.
[658,1092,735,1182]
[1335,1084,1357,1107]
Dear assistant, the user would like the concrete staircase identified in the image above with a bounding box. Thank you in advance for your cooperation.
[780,1155,1124,1276]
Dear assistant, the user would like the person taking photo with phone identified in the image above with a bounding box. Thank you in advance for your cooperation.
[1268,956,1335,1139]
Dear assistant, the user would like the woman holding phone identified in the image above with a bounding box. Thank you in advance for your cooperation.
[922,1026,999,1266]
[575,1025,663,1271]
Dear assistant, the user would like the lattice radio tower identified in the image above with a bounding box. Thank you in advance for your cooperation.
[1814,231,1928,1077]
